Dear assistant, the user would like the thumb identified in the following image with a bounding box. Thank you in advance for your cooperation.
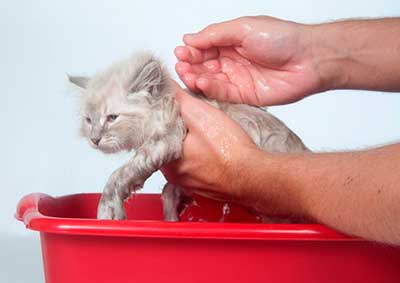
[173,82,223,132]
[183,18,247,49]
[172,81,254,146]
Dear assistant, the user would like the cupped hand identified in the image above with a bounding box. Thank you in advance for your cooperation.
[175,16,322,106]
[161,82,259,202]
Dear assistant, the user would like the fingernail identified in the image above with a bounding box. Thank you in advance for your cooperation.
[175,62,188,74]
[184,33,197,42]
[174,46,187,59]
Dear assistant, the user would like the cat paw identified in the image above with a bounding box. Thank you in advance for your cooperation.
[163,213,179,222]
[97,197,126,220]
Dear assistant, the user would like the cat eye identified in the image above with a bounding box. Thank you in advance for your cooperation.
[107,114,119,122]
[85,117,91,124]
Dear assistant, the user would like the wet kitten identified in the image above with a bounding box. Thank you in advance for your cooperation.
[69,52,308,221]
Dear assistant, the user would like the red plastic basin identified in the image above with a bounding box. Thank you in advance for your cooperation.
[16,193,400,283]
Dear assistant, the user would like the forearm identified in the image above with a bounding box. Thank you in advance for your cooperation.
[311,18,400,92]
[242,143,400,245]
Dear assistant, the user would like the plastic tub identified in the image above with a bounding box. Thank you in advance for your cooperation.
[16,193,400,283]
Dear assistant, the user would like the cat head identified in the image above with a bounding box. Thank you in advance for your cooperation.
[68,52,172,154]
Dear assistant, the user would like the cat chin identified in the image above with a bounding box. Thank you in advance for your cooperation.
[98,143,132,154]
[98,146,122,154]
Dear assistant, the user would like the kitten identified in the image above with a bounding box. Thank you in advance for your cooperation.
[69,52,308,221]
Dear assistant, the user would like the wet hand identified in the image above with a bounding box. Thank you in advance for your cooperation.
[162,82,259,201]
[175,16,322,106]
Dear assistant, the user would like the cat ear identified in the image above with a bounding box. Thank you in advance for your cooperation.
[67,75,89,90]
[128,59,167,98]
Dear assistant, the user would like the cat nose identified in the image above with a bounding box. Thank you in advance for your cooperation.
[91,138,101,146]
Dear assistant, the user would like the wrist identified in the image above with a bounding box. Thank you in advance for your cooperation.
[237,148,310,218]
[308,22,355,91]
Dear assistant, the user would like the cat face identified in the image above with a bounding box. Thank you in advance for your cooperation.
[69,53,170,154]
[79,85,150,154]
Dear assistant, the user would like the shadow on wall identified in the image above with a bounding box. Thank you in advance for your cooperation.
[0,234,44,283]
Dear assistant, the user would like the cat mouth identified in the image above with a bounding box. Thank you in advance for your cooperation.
[99,142,127,154]
[97,143,120,154]
[88,137,128,154]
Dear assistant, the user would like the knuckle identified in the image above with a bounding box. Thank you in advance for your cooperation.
[207,23,218,30]
[238,16,253,22]
[203,23,219,35]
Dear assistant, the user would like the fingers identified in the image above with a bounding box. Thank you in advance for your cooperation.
[175,62,199,92]
[196,78,244,104]
[175,60,227,93]
[176,61,220,76]
[175,61,245,104]
[176,55,253,105]
[183,18,246,49]
[175,46,219,64]
[180,73,199,92]
[170,80,189,96]
[174,78,242,126]
[174,85,217,127]
[174,83,238,133]
[174,83,256,155]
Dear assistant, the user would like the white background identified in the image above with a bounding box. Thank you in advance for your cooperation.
[1,1,399,282]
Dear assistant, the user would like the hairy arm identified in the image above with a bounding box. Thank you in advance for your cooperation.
[176,17,400,106]
[241,143,400,245]
[164,85,400,245]
[312,18,400,92]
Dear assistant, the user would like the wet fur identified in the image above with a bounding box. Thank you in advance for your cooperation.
[69,52,308,221]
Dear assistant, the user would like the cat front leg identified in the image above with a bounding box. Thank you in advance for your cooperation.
[97,187,128,220]
[97,140,182,220]
[97,165,135,220]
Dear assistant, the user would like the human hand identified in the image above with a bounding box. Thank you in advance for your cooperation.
[175,16,324,106]
[161,82,259,202]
